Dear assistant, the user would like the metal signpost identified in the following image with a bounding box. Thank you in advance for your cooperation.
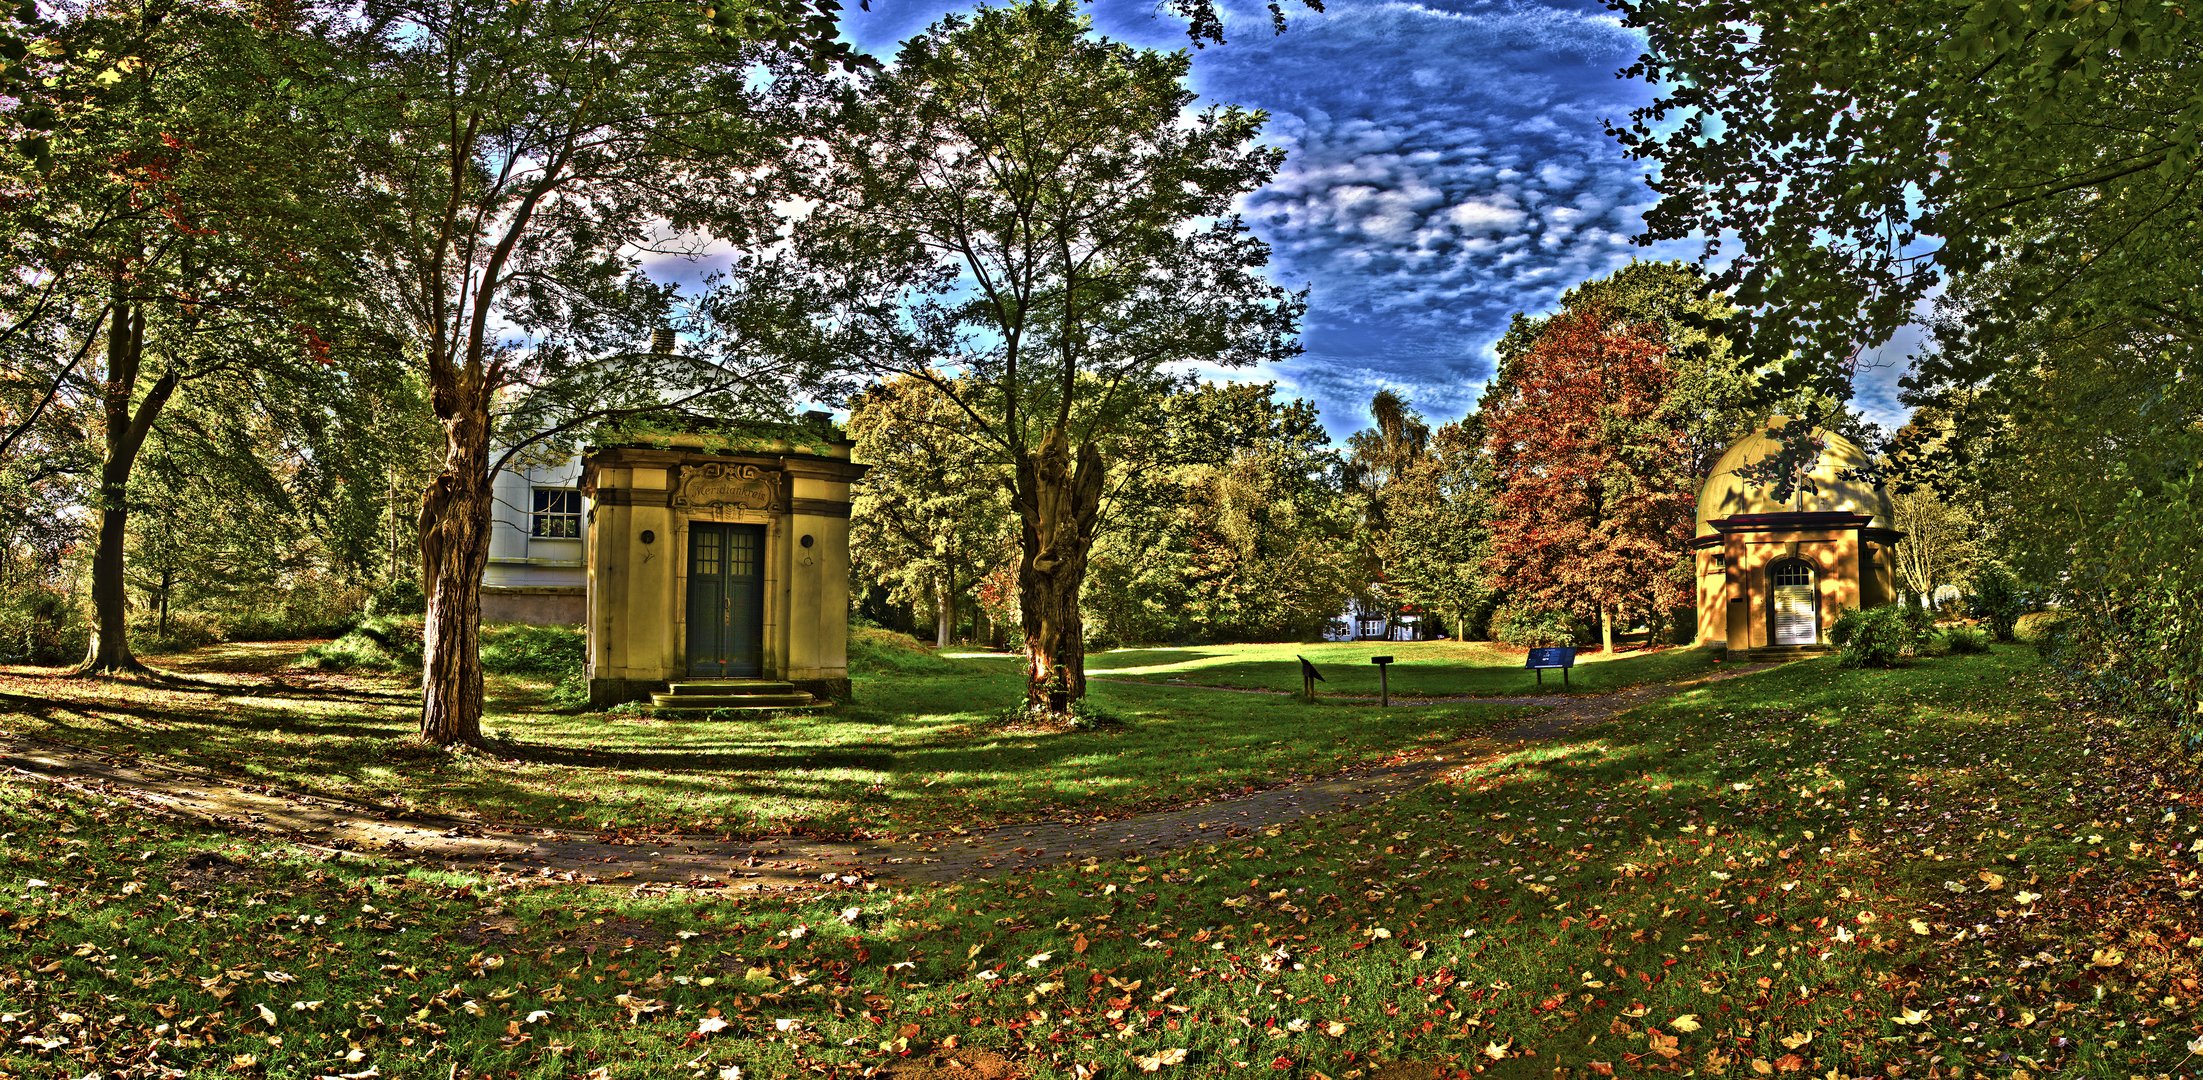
[1297,655,1325,702]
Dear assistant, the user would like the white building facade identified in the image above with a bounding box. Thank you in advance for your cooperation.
[483,457,589,625]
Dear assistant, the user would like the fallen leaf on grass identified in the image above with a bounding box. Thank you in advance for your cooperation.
[1133,1048,1187,1071]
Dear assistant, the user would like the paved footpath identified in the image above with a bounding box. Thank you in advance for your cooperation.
[1,664,1772,895]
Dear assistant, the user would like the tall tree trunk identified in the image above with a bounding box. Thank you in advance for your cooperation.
[78,303,174,676]
[418,389,492,746]
[1014,430,1105,713]
[935,571,955,649]
[1600,607,1614,655]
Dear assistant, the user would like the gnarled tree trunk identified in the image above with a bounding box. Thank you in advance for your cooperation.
[418,384,493,746]
[79,303,175,676]
[1014,429,1105,713]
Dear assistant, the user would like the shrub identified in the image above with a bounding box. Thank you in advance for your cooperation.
[478,623,589,708]
[2013,610,2069,645]
[1965,565,2028,642]
[1490,603,1584,648]
[224,610,318,642]
[985,696,1131,732]
[1942,624,1992,655]
[299,615,424,671]
[367,577,426,618]
[0,583,83,664]
[1666,606,1698,645]
[1065,697,1130,730]
[136,611,222,653]
[1831,605,1934,668]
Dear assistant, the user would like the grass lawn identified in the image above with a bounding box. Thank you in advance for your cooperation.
[6,645,2199,1078]
[1055,639,1717,698]
[0,631,1559,840]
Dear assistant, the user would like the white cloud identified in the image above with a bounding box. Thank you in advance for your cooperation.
[1447,196,1528,232]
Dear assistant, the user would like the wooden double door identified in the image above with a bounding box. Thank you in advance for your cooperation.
[686,522,766,677]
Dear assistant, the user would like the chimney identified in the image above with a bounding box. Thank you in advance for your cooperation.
[650,327,676,354]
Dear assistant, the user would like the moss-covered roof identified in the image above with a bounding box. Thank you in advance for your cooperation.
[587,411,849,460]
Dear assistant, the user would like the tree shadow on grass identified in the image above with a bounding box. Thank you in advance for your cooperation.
[1,638,1555,837]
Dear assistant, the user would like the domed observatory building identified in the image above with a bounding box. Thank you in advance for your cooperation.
[1693,421,1904,655]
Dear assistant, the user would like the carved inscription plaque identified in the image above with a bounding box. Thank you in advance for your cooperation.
[675,463,779,512]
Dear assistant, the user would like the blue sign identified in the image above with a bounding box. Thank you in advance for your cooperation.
[1524,647,1576,670]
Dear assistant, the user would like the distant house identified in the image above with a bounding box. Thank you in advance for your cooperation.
[1324,596,1426,642]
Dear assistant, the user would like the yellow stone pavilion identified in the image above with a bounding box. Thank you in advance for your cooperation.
[1693,420,1905,655]
[579,421,866,707]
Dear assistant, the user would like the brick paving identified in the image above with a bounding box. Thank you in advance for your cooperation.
[1,663,1772,894]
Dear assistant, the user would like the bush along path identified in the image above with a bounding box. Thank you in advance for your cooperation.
[0,662,1778,892]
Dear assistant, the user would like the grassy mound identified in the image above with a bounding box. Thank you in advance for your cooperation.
[297,615,423,671]
[478,623,585,676]
[847,625,971,676]
[297,620,584,682]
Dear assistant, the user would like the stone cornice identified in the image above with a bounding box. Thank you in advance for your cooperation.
[1706,511,1876,534]
[583,445,868,489]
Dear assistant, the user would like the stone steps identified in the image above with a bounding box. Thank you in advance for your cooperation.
[649,679,823,714]
[1740,644,1838,662]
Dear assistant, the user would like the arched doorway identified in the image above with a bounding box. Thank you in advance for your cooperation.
[1769,559,1818,645]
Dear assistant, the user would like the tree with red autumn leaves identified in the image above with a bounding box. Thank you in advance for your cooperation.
[1482,306,1697,652]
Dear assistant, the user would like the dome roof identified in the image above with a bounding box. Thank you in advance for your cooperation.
[1696,419,1893,538]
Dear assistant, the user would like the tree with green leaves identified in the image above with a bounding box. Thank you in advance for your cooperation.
[1341,390,1438,636]
[1083,382,1356,645]
[1,1,365,673]
[343,0,863,745]
[791,0,1303,712]
[1344,390,1430,500]
[1377,419,1496,640]
[1613,0,2199,445]
[1615,0,2202,722]
[1896,277,2203,729]
[847,376,1015,648]
[1885,485,1981,608]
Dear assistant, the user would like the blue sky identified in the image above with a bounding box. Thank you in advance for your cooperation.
[836,0,1917,440]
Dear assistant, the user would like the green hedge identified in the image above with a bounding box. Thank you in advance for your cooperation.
[1830,605,1936,668]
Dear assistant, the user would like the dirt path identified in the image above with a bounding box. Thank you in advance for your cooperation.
[1,663,1774,893]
